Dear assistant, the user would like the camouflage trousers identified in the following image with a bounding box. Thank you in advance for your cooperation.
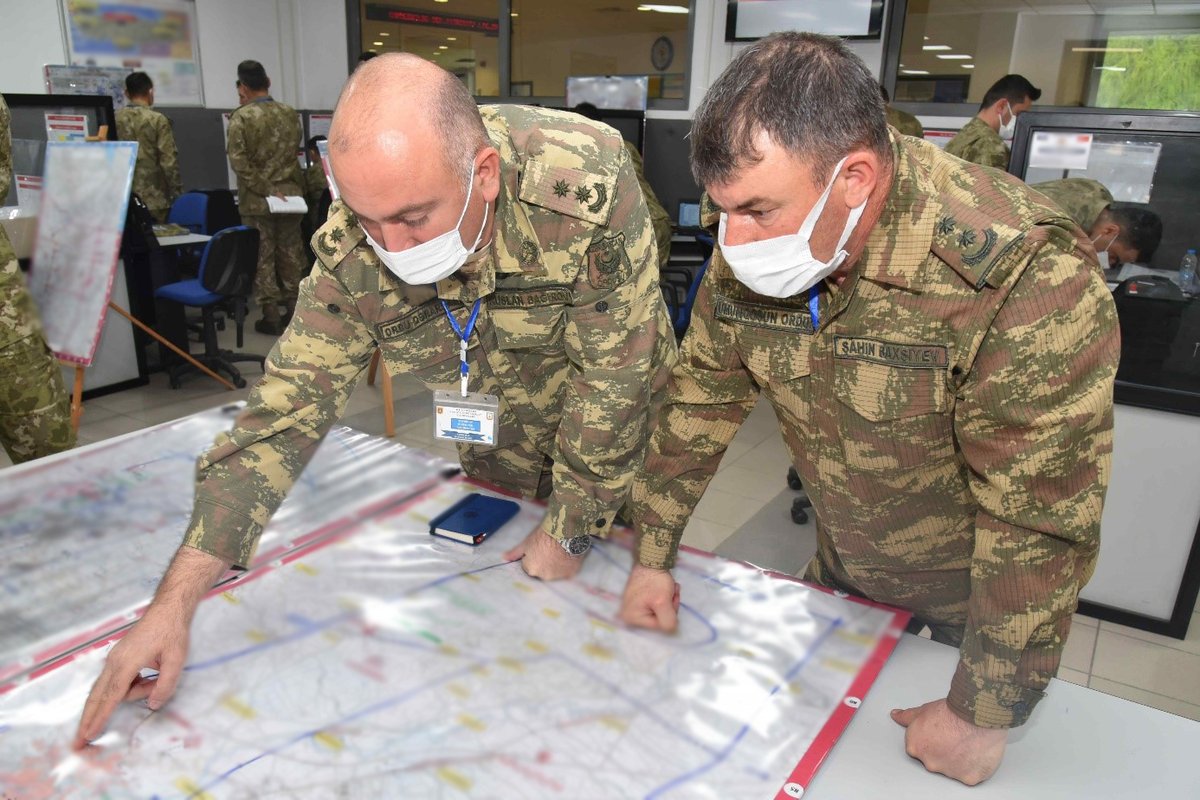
[458,437,555,501]
[242,214,305,307]
[0,331,75,465]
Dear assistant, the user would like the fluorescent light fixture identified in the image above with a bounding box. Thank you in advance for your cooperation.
[962,64,975,69]
[379,32,389,37]
[1094,65,1127,71]
[511,11,518,16]
[439,45,449,50]
[901,69,930,75]
[638,4,690,12]
[447,36,457,41]
[1072,47,1142,53]
[373,41,383,46]
[937,54,973,60]
[922,44,951,51]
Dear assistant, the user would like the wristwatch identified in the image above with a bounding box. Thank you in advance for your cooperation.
[559,534,593,557]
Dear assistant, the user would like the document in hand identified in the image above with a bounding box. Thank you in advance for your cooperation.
[266,195,309,214]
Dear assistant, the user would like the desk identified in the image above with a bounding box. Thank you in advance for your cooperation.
[155,232,211,248]
[1,408,1197,797]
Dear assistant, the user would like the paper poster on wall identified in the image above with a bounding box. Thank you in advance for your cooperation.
[1029,131,1093,171]
[15,175,43,212]
[308,113,332,140]
[44,64,130,111]
[44,113,88,142]
[28,142,138,365]
[61,0,204,106]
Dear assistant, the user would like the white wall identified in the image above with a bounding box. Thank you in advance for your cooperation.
[0,2,68,95]
[0,0,348,110]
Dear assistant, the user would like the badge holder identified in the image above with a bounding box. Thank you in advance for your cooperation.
[433,299,499,446]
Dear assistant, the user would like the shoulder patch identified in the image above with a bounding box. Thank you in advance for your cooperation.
[312,200,366,270]
[519,159,618,226]
[586,232,632,290]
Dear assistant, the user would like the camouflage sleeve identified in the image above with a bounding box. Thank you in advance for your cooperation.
[949,234,1118,728]
[157,113,183,201]
[226,115,274,199]
[181,265,375,567]
[542,143,674,543]
[973,139,1010,171]
[629,264,760,569]
[0,97,11,204]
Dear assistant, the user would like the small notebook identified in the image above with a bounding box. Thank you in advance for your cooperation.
[266,195,309,214]
[428,493,520,546]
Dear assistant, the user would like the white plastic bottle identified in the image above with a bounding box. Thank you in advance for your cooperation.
[1180,249,1197,294]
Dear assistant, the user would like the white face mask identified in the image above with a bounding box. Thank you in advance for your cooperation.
[997,102,1017,140]
[718,157,868,298]
[1092,231,1116,270]
[362,170,489,285]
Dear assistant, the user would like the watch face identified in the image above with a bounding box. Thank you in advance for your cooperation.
[562,535,592,557]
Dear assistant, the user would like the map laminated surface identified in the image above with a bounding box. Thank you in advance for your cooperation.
[0,412,907,798]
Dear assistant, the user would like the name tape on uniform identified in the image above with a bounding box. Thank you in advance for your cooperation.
[489,286,573,310]
[834,336,948,369]
[714,295,815,334]
[378,302,444,340]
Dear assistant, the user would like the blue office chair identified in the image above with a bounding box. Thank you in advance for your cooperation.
[154,226,264,388]
[168,192,209,234]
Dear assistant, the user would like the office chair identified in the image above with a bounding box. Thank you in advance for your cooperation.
[154,226,265,388]
[168,192,209,234]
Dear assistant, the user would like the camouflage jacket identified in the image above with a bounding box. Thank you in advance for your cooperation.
[114,101,182,215]
[0,95,41,352]
[886,106,925,139]
[944,116,1010,170]
[226,97,302,216]
[1031,178,1113,230]
[184,104,677,567]
[300,161,328,209]
[629,131,1118,729]
[625,142,672,270]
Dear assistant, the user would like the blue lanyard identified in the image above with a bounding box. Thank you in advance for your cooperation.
[441,298,482,396]
[808,285,821,331]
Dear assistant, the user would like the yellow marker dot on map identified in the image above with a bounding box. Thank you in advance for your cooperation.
[835,630,875,646]
[220,695,256,719]
[313,731,344,751]
[601,715,628,732]
[323,631,340,644]
[822,657,858,674]
[462,573,481,582]
[436,767,473,791]
[513,581,533,593]
[457,713,486,732]
[583,643,614,660]
[220,591,240,605]
[735,648,757,659]
[245,630,269,643]
[447,683,470,699]
[524,640,549,654]
[542,608,561,619]
[589,618,615,632]
[497,656,524,672]
[471,665,489,677]
[438,644,461,657]
[789,681,805,695]
[294,562,318,576]
[174,778,213,800]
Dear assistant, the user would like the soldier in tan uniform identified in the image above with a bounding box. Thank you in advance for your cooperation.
[114,72,182,223]
[0,94,75,464]
[944,74,1041,170]
[1032,178,1162,268]
[227,60,305,335]
[75,54,676,747]
[620,34,1117,786]
[880,84,923,139]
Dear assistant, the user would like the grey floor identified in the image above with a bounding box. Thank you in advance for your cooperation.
[3,307,1199,723]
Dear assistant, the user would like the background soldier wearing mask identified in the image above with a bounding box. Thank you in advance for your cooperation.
[945,74,1041,170]
[227,59,305,335]
[620,33,1117,787]
[115,72,182,223]
[75,54,676,749]
[0,95,75,463]
[1032,177,1162,269]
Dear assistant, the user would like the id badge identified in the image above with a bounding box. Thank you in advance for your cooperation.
[433,390,499,445]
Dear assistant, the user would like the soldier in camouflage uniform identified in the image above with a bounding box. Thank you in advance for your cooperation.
[880,84,924,139]
[75,54,676,748]
[114,72,182,223]
[944,74,1041,170]
[0,95,75,464]
[227,60,305,335]
[1031,178,1162,268]
[620,34,1117,786]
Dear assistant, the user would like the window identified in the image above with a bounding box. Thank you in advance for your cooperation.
[893,0,1200,111]
[360,1,502,97]
[356,1,692,106]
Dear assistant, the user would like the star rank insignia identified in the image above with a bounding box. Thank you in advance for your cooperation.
[574,185,593,204]
[552,179,570,198]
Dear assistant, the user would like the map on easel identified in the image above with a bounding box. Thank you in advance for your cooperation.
[27,141,137,365]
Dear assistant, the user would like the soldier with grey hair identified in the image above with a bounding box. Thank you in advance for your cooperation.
[621,32,1118,787]
[74,53,675,749]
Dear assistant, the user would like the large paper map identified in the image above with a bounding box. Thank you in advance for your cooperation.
[0,411,907,798]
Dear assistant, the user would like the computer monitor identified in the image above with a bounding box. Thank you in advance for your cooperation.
[677,199,701,228]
